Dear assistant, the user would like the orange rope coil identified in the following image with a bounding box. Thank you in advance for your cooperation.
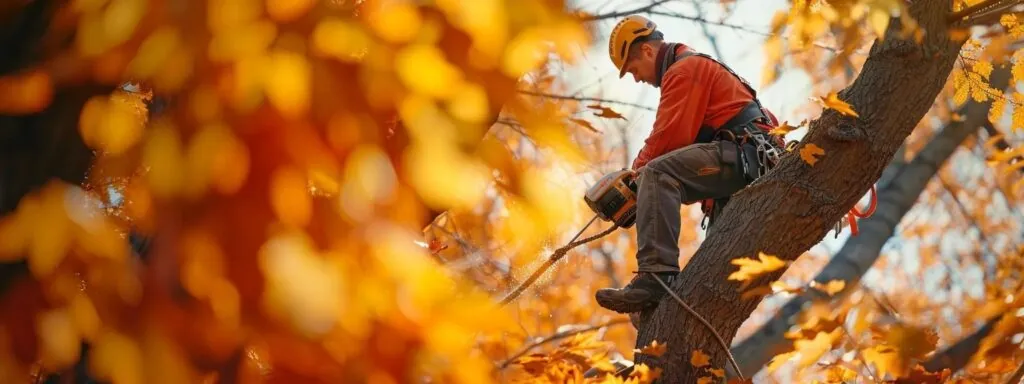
[845,185,877,236]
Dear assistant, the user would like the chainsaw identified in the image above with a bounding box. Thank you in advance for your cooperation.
[584,169,638,228]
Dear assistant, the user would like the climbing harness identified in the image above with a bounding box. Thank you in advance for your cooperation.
[655,45,787,229]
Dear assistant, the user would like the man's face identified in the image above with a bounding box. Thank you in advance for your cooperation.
[623,43,658,86]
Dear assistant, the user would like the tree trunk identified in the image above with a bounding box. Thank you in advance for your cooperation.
[729,64,1012,376]
[631,2,966,382]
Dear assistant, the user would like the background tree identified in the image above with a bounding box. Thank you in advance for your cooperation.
[2,0,1024,383]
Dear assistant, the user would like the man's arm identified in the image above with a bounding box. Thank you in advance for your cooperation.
[631,66,712,170]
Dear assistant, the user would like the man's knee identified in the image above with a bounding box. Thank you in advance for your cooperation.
[637,165,678,190]
[645,143,719,174]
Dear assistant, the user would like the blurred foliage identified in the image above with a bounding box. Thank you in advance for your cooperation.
[1,0,1024,383]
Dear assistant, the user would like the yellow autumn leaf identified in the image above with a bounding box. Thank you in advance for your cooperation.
[635,340,667,357]
[989,97,1007,124]
[589,359,619,374]
[863,345,903,379]
[867,6,891,38]
[629,363,663,383]
[1012,59,1024,85]
[767,351,796,373]
[799,143,825,166]
[974,60,994,79]
[811,280,846,296]
[729,252,787,289]
[1012,93,1024,130]
[818,92,859,117]
[825,365,858,382]
[771,280,805,295]
[794,330,841,369]
[887,324,938,360]
[952,70,970,106]
[690,349,710,367]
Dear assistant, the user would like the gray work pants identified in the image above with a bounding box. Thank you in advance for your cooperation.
[634,140,749,273]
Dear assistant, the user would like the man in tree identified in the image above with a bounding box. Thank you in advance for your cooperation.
[595,15,782,314]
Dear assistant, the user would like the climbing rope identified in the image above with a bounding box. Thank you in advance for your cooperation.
[651,274,745,381]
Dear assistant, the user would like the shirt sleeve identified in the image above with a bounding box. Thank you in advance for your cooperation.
[631,64,712,170]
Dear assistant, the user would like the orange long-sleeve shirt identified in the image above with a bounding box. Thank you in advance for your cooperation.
[631,44,778,171]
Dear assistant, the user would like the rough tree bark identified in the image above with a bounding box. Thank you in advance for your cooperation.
[631,2,966,382]
[729,64,1012,376]
[0,1,114,294]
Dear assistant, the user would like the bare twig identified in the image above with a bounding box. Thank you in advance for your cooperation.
[517,90,656,112]
[644,10,841,53]
[937,175,996,274]
[687,0,725,60]
[582,0,678,21]
[498,318,630,369]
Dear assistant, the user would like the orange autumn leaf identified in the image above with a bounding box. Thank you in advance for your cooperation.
[696,377,713,384]
[739,285,773,300]
[587,104,626,120]
[769,120,805,136]
[690,349,710,367]
[629,363,663,383]
[635,340,667,357]
[569,117,600,133]
[892,364,950,384]
[817,91,860,117]
[799,143,825,166]
[709,368,725,378]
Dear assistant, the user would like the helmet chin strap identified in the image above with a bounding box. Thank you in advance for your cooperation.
[653,42,681,88]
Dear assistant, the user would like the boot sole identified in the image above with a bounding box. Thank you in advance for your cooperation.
[595,291,659,314]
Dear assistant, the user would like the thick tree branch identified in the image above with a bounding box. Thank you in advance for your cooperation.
[729,63,1013,377]
[922,314,1002,374]
[949,0,1024,26]
[629,2,967,382]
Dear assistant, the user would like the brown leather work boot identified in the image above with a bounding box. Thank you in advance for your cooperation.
[595,272,677,314]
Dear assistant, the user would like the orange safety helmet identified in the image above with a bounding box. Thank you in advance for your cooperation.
[608,15,658,78]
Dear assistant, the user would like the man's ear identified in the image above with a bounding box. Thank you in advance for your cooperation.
[641,43,656,59]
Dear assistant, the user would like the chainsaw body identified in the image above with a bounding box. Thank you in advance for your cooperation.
[584,169,638,228]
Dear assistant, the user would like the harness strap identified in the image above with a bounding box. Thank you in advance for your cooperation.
[656,45,772,144]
